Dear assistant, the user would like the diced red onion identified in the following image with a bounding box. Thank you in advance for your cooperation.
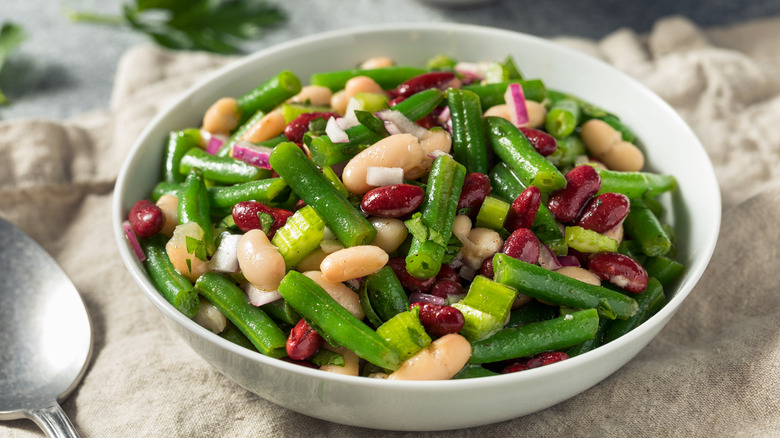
[122,221,145,262]
[459,265,477,281]
[243,283,282,307]
[232,141,273,169]
[208,233,242,273]
[409,292,446,305]
[375,109,428,139]
[557,255,581,268]
[505,83,529,126]
[326,117,349,143]
[454,61,485,82]
[427,150,450,160]
[205,134,226,155]
[345,278,361,290]
[336,115,360,130]
[366,166,403,187]
[538,244,562,270]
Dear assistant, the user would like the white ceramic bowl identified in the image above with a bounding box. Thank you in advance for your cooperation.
[113,23,720,431]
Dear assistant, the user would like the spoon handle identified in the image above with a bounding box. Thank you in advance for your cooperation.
[27,402,80,438]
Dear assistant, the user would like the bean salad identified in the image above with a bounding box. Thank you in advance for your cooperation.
[124,54,682,380]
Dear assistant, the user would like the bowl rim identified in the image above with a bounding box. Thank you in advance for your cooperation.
[113,21,721,391]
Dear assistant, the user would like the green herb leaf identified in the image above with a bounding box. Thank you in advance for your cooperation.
[443,234,463,264]
[70,0,285,54]
[311,349,345,367]
[355,110,390,138]
[257,211,274,236]
[405,213,448,248]
[0,22,27,105]
[185,235,208,261]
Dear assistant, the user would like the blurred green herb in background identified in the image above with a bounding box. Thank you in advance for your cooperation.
[68,0,286,54]
[0,22,27,105]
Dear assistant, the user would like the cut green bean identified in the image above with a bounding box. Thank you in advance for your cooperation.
[493,253,638,320]
[219,320,258,351]
[475,196,510,231]
[566,316,611,357]
[485,116,566,193]
[163,129,200,183]
[260,299,301,326]
[564,226,619,253]
[596,169,677,198]
[152,181,181,202]
[359,266,410,325]
[178,168,215,254]
[195,273,287,357]
[309,65,426,91]
[469,309,600,364]
[623,198,672,257]
[180,148,269,184]
[505,300,559,328]
[278,271,401,370]
[603,277,666,343]
[236,70,302,125]
[461,80,546,111]
[644,255,685,286]
[405,154,466,278]
[207,177,289,210]
[140,235,199,318]
[447,88,488,174]
[546,134,587,170]
[545,98,580,139]
[269,142,376,247]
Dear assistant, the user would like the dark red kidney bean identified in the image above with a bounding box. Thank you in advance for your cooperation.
[500,351,569,373]
[284,111,340,144]
[232,201,294,238]
[410,302,465,337]
[480,257,494,279]
[416,113,438,129]
[457,172,492,217]
[361,184,425,218]
[588,252,649,293]
[128,200,165,238]
[518,127,557,157]
[504,186,541,232]
[547,165,602,223]
[286,319,323,361]
[295,199,307,210]
[567,248,591,267]
[574,192,630,233]
[502,228,540,265]
[435,264,460,283]
[387,257,436,293]
[388,95,406,107]
[429,279,464,299]
[395,71,460,98]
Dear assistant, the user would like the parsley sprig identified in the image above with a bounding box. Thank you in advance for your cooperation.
[68,0,286,54]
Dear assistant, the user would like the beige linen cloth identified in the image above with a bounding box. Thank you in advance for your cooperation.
[2,15,779,437]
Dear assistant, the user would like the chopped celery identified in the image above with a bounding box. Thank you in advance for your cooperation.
[452,275,517,340]
[475,196,510,231]
[271,206,325,269]
[564,226,618,253]
[376,308,431,362]
[279,102,332,123]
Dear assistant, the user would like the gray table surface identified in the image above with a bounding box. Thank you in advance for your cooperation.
[3,0,780,121]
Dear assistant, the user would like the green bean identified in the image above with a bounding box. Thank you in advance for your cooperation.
[236,70,302,125]
[195,273,287,358]
[219,320,258,351]
[359,266,410,326]
[488,162,565,253]
[505,300,559,328]
[260,299,301,326]
[152,181,181,202]
[447,88,488,174]
[139,235,199,318]
[269,142,376,247]
[405,154,466,278]
[207,177,289,210]
[597,169,677,198]
[180,148,269,184]
[566,317,611,357]
[545,98,580,139]
[644,255,685,286]
[278,270,401,370]
[623,198,672,257]
[603,277,666,343]
[485,116,566,193]
[492,253,638,320]
[162,129,200,183]
[178,168,215,254]
[547,89,636,141]
[461,80,546,111]
[453,364,499,379]
[309,65,426,91]
[469,309,600,364]
[546,134,587,170]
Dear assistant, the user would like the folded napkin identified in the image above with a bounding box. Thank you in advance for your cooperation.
[2,15,778,437]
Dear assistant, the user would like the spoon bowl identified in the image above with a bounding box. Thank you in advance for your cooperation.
[0,217,92,437]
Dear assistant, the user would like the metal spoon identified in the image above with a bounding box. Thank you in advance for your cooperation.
[0,217,92,437]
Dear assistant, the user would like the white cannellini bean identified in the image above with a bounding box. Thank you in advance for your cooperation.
[460,227,503,270]
[555,266,602,286]
[288,85,333,106]
[368,217,408,253]
[341,133,427,195]
[387,334,472,381]
[166,222,210,282]
[202,97,239,135]
[155,194,179,237]
[302,271,364,319]
[319,245,389,283]
[239,110,286,143]
[319,345,360,376]
[237,229,286,291]
[192,298,227,334]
